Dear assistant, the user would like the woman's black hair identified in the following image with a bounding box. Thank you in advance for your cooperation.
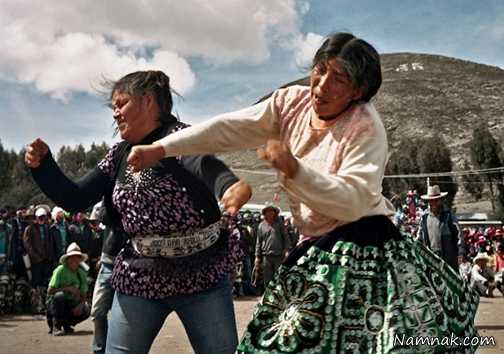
[312,32,382,102]
[104,70,179,127]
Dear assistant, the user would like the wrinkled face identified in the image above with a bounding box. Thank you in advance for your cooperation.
[111,91,153,144]
[310,59,361,120]
[66,255,82,272]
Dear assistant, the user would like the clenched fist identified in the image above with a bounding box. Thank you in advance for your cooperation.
[220,180,252,216]
[127,144,165,172]
[25,138,49,168]
[257,139,298,179]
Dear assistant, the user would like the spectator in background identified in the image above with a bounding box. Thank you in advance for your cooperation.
[234,218,256,297]
[47,242,90,336]
[0,207,14,314]
[87,202,106,285]
[459,254,472,283]
[470,252,497,297]
[51,206,72,259]
[485,243,497,272]
[11,207,29,279]
[23,207,58,314]
[0,207,13,274]
[496,243,504,272]
[89,202,116,354]
[493,243,504,296]
[254,205,291,288]
[417,185,463,270]
[69,213,93,255]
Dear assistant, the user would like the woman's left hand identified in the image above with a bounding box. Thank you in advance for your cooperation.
[257,139,298,179]
[220,180,252,215]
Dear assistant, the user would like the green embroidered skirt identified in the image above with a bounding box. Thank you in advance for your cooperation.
[237,216,479,353]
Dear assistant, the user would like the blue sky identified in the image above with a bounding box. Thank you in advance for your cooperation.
[1,0,503,152]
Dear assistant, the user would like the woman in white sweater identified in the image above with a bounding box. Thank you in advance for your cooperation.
[128,33,479,353]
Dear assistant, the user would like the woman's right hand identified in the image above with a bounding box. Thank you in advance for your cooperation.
[25,138,49,168]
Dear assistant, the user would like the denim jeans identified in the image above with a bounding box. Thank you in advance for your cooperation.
[91,262,115,354]
[105,277,238,354]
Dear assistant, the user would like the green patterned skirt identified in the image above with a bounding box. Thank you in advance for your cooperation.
[237,216,479,354]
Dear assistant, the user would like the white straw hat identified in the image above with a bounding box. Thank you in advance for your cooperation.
[60,242,88,264]
[421,185,448,200]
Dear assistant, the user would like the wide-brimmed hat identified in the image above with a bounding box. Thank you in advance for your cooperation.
[262,204,280,215]
[473,252,491,263]
[60,242,88,264]
[421,185,448,200]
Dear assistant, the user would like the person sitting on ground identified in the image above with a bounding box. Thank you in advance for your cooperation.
[470,252,497,298]
[46,242,90,336]
[459,254,472,283]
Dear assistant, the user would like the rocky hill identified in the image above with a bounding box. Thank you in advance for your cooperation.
[218,53,504,210]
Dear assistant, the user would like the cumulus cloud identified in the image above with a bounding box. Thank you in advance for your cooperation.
[0,0,309,100]
[291,32,324,67]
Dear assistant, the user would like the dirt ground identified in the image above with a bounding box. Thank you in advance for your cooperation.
[0,294,503,354]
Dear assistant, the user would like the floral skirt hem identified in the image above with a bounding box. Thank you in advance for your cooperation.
[237,217,479,354]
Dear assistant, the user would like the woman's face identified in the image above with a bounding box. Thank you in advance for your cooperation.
[310,59,361,120]
[111,91,157,144]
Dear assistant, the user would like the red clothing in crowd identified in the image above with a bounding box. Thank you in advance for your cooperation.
[496,252,504,272]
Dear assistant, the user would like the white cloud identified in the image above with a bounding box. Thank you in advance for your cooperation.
[0,0,309,100]
[0,29,195,101]
[291,32,324,67]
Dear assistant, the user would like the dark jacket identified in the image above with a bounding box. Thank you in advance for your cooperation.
[418,206,463,270]
[0,221,13,264]
[255,218,290,257]
[23,223,58,265]
[67,223,93,255]
[50,222,75,259]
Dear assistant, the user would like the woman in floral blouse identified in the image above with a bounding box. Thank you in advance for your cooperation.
[25,70,251,354]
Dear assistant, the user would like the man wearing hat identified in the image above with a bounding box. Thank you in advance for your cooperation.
[23,207,58,314]
[470,252,497,297]
[417,185,463,270]
[254,204,291,289]
[47,242,90,336]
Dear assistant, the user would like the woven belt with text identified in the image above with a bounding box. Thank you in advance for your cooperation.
[131,222,222,258]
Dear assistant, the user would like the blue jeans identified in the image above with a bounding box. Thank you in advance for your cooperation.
[105,277,238,354]
[91,262,115,354]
